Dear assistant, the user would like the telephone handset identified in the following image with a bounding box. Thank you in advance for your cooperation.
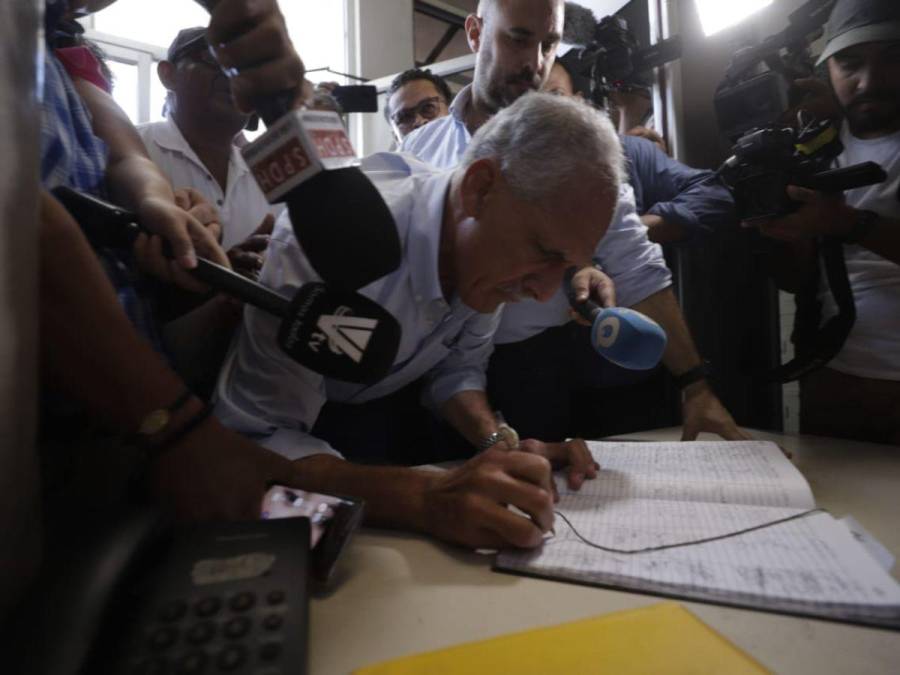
[12,508,311,675]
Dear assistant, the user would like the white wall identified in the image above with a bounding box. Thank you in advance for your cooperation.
[349,0,416,155]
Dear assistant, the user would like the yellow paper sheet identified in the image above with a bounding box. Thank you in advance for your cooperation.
[354,603,770,675]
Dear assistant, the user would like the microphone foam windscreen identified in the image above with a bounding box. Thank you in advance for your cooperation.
[564,2,598,46]
[591,307,667,370]
[288,167,402,290]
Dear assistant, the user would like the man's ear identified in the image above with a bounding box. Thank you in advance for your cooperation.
[465,14,483,53]
[157,60,176,90]
[460,158,498,218]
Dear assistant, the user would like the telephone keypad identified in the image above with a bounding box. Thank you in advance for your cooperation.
[128,588,290,674]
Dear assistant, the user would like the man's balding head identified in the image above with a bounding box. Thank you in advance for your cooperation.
[466,0,564,114]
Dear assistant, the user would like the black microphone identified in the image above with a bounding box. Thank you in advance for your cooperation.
[563,267,667,371]
[195,0,401,290]
[52,187,400,384]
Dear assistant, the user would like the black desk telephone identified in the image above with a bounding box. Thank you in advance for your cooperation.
[10,496,358,675]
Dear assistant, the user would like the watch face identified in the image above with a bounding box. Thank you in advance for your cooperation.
[138,409,170,436]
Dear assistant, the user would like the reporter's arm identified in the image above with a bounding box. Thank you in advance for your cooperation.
[40,191,297,519]
[72,78,229,282]
[758,187,900,265]
[631,287,750,441]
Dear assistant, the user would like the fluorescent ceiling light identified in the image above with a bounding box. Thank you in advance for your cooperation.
[694,0,774,36]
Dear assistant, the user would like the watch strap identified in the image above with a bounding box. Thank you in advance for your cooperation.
[673,362,710,390]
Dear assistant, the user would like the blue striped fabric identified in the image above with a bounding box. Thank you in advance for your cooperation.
[40,50,165,355]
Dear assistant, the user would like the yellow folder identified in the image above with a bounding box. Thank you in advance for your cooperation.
[353,603,771,675]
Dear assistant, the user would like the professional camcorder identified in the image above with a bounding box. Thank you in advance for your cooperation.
[559,9,682,108]
[717,115,886,224]
[712,0,885,223]
[714,0,836,141]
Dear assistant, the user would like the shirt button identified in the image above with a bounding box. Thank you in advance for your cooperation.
[217,199,224,206]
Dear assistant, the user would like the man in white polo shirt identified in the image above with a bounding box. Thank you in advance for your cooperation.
[138,27,281,276]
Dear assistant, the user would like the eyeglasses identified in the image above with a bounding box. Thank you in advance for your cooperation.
[391,96,445,129]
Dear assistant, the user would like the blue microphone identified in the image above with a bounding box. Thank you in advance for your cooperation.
[564,268,667,370]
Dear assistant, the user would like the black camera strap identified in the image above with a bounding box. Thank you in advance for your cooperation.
[770,236,856,383]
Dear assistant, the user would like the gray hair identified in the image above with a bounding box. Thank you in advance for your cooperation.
[462,91,624,206]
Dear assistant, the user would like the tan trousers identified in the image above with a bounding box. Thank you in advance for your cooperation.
[800,367,900,446]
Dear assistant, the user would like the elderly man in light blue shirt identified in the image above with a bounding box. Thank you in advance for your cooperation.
[216,92,623,550]
[401,0,748,442]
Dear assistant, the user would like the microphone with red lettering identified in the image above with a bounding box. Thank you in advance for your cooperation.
[564,267,667,371]
[53,187,400,384]
[194,0,401,290]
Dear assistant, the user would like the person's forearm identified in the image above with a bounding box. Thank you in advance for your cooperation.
[292,455,434,532]
[73,78,177,212]
[439,389,500,449]
[40,192,186,431]
[630,287,703,377]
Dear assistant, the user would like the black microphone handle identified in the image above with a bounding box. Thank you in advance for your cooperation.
[191,258,290,317]
[563,267,602,323]
[52,186,290,318]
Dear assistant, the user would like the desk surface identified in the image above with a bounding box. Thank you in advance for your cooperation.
[309,429,900,674]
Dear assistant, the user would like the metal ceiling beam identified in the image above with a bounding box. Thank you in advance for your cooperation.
[414,0,468,28]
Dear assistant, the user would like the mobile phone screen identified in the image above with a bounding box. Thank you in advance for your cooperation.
[261,486,365,582]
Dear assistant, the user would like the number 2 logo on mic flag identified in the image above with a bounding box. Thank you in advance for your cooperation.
[316,313,379,363]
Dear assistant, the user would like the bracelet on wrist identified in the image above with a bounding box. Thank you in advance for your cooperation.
[129,388,192,443]
[673,362,711,390]
[143,404,216,460]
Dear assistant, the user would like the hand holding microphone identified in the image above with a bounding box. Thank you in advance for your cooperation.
[54,187,400,384]
[198,0,402,290]
[564,267,667,371]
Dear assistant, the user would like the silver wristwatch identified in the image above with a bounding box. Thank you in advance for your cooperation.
[477,423,520,451]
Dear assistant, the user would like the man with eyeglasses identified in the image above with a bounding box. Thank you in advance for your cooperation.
[385,68,452,143]
[138,28,282,265]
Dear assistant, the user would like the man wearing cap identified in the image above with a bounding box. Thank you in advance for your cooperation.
[138,28,282,275]
[758,0,900,444]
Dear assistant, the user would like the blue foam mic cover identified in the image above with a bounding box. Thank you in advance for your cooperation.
[564,267,667,370]
[589,306,667,370]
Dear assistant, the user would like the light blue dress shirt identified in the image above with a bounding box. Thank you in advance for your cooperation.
[214,152,502,460]
[401,85,673,345]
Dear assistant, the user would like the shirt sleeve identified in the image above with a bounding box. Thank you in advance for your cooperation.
[423,308,503,409]
[213,218,342,461]
[623,135,735,239]
[593,185,673,308]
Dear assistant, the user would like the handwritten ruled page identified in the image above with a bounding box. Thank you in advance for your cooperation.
[563,441,816,509]
[498,500,900,622]
[496,441,900,624]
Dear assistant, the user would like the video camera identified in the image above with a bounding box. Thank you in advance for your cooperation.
[714,0,836,141]
[712,0,885,223]
[717,115,885,224]
[559,13,682,108]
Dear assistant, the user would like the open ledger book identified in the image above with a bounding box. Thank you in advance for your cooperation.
[495,441,900,628]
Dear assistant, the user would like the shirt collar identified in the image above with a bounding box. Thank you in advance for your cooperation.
[406,169,455,306]
[448,84,473,126]
[151,116,249,178]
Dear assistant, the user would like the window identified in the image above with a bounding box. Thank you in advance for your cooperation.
[81,0,349,125]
